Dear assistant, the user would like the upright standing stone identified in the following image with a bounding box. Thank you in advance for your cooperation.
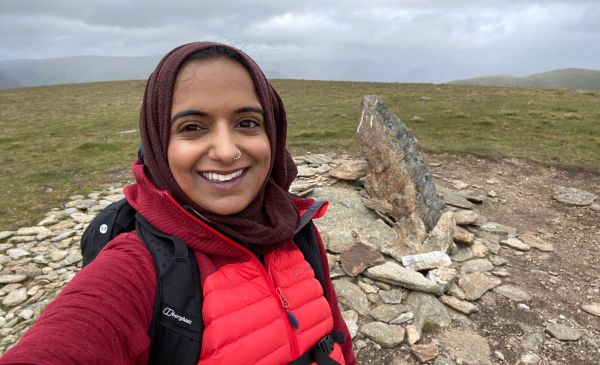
[357,95,443,238]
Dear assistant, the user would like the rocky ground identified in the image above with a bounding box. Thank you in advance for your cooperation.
[0,152,598,364]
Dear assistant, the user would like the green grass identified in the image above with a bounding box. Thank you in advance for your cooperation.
[1,80,599,230]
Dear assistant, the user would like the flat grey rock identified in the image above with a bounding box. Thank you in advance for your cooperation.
[438,329,492,365]
[365,261,444,295]
[370,304,407,323]
[545,323,582,341]
[553,186,597,206]
[459,273,502,301]
[360,321,405,348]
[582,303,600,317]
[333,279,369,315]
[494,284,531,301]
[405,292,450,334]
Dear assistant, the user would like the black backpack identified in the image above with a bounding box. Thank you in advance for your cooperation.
[81,198,343,365]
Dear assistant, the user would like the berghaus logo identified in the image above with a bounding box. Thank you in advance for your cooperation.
[162,307,192,325]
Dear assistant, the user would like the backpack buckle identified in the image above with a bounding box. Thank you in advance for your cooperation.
[316,334,333,354]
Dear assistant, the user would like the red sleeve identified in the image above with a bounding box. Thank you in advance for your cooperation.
[0,232,156,365]
[313,226,358,365]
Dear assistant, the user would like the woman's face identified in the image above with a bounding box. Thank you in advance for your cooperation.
[168,57,271,215]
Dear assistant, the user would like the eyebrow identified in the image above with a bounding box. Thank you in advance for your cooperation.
[171,106,264,123]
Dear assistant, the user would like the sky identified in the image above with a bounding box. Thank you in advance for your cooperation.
[1,0,599,83]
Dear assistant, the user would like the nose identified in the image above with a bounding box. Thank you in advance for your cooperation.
[207,121,239,163]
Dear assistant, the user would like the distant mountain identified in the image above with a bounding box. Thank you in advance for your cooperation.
[448,68,600,91]
[0,69,21,89]
[0,55,162,89]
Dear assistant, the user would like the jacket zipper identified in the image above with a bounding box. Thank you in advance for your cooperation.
[164,192,301,358]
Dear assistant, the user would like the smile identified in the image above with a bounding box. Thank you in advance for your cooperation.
[200,169,244,182]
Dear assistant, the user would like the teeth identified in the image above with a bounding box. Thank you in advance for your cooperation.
[201,169,243,182]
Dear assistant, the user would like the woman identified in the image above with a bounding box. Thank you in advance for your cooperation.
[0,42,356,364]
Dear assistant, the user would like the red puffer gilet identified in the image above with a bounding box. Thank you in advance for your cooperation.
[0,162,356,365]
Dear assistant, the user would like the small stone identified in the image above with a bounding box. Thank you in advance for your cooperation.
[500,237,530,251]
[469,239,489,258]
[518,303,531,311]
[340,243,385,276]
[459,259,494,275]
[328,159,367,180]
[365,261,444,295]
[439,295,479,315]
[379,289,404,304]
[487,190,497,198]
[521,353,541,365]
[7,235,35,244]
[2,288,29,307]
[552,186,596,206]
[405,292,450,333]
[6,248,30,260]
[478,222,517,239]
[489,255,508,266]
[357,281,378,294]
[519,232,554,252]
[452,227,475,246]
[479,238,501,255]
[49,250,69,262]
[390,312,414,325]
[18,309,34,320]
[0,274,28,284]
[401,251,451,271]
[16,226,51,236]
[436,185,474,209]
[582,303,600,317]
[494,351,505,361]
[545,323,582,341]
[333,280,370,315]
[70,212,94,224]
[411,343,439,362]
[450,245,473,262]
[342,310,359,338]
[438,329,492,365]
[360,322,405,348]
[522,333,544,353]
[454,210,478,225]
[0,231,14,240]
[406,324,420,344]
[427,265,458,286]
[370,304,407,323]
[494,285,531,301]
[458,273,502,301]
[451,180,469,190]
[420,211,456,253]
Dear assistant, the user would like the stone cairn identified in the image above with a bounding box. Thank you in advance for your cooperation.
[0,97,596,363]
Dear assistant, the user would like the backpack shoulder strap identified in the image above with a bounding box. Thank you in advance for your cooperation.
[81,198,136,266]
[135,213,203,365]
[293,200,328,295]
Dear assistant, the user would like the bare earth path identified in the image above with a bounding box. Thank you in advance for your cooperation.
[423,153,600,364]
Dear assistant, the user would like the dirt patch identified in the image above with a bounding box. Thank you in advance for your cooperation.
[425,153,600,364]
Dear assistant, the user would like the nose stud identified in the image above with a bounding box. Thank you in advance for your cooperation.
[233,150,242,160]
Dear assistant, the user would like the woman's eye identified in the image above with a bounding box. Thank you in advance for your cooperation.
[180,123,207,132]
[237,119,259,128]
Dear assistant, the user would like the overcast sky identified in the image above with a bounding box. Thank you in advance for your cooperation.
[1,0,599,82]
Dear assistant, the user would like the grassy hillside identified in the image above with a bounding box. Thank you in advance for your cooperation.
[450,68,600,91]
[0,80,599,230]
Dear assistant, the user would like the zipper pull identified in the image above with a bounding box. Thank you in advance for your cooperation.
[276,287,299,329]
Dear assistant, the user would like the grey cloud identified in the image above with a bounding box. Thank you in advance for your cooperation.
[1,0,599,82]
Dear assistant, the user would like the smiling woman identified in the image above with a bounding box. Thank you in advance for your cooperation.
[0,42,357,365]
[168,57,271,215]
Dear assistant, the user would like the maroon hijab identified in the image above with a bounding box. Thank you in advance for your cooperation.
[139,42,299,247]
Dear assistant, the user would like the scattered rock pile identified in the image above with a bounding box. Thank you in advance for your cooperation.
[0,156,598,363]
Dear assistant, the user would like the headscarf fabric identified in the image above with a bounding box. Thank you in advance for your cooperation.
[139,42,299,248]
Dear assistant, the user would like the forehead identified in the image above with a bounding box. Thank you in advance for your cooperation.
[173,58,258,101]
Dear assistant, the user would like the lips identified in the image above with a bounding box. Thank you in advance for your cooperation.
[200,169,245,182]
